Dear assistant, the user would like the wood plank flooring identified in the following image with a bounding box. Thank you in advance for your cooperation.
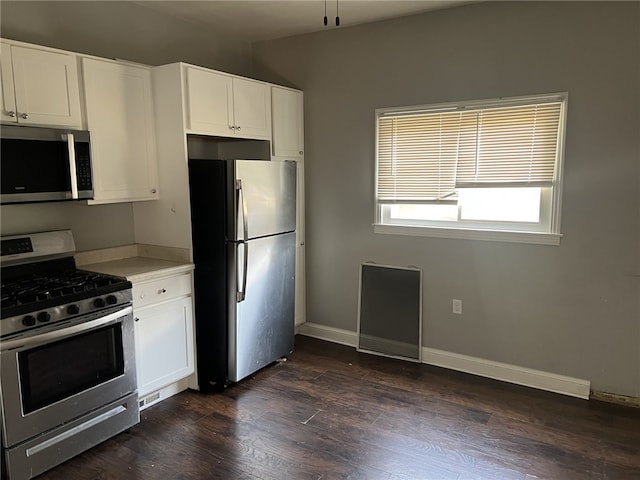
[37,335,640,479]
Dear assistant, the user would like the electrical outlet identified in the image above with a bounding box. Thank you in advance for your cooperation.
[452,299,462,315]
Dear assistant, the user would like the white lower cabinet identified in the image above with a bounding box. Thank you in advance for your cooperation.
[133,272,195,409]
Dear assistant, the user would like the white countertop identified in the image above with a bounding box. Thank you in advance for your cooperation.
[76,244,193,283]
[80,256,193,283]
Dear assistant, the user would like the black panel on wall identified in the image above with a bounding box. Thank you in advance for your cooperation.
[357,263,421,361]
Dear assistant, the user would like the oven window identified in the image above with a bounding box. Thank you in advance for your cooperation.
[18,324,124,414]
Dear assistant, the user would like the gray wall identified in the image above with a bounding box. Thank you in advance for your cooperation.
[253,1,640,396]
[0,1,255,251]
[0,202,135,250]
[0,1,253,74]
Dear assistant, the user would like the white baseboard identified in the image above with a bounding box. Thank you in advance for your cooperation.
[423,347,590,399]
[296,322,357,347]
[296,322,591,400]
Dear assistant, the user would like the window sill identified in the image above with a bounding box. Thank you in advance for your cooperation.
[374,224,562,245]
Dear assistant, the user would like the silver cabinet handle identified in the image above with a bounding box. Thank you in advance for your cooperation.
[7,111,16,118]
[20,113,28,119]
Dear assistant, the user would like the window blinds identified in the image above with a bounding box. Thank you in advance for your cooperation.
[376,99,563,203]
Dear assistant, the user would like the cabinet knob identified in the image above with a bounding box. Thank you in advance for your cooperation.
[228,125,235,130]
[20,113,29,120]
[299,151,303,155]
[151,188,157,194]
[158,288,167,294]
[134,317,139,322]
[7,111,16,118]
[236,125,241,131]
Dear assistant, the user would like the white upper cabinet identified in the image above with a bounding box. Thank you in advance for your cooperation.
[185,66,270,140]
[232,77,271,139]
[185,67,233,135]
[0,42,82,127]
[271,86,304,160]
[0,43,16,123]
[82,58,159,204]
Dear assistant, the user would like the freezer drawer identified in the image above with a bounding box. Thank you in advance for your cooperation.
[228,231,296,382]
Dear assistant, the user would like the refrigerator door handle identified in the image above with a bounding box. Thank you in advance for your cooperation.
[236,179,249,302]
[236,241,248,302]
[236,179,249,243]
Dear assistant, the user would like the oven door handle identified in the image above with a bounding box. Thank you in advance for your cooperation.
[1,306,133,352]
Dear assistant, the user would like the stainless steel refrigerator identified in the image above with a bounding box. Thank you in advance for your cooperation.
[188,159,296,391]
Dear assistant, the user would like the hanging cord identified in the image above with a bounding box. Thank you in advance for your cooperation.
[323,0,340,27]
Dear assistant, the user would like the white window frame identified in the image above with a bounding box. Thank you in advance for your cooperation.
[374,93,567,245]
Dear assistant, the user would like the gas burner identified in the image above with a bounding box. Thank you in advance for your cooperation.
[1,234,132,338]
[1,268,130,316]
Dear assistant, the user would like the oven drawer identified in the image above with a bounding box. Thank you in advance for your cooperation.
[132,273,192,309]
[4,392,139,480]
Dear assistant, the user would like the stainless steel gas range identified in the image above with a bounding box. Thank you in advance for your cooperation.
[0,230,139,480]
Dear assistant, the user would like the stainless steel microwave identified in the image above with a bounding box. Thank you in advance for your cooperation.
[1,125,94,204]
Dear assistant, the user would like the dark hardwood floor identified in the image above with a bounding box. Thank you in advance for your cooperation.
[37,335,640,479]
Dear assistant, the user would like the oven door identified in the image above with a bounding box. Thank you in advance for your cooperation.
[0,306,136,447]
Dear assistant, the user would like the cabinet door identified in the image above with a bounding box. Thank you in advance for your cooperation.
[83,58,158,203]
[185,67,234,135]
[134,297,194,398]
[0,42,17,123]
[232,77,271,140]
[272,87,304,158]
[295,161,306,326]
[10,45,81,127]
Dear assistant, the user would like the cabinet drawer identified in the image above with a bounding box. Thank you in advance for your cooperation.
[133,273,192,308]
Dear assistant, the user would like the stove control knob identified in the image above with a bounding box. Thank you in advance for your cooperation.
[106,295,118,305]
[67,304,80,315]
[37,312,51,322]
[93,298,105,308]
[22,315,36,327]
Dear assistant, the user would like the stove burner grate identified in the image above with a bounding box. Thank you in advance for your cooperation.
[1,269,131,320]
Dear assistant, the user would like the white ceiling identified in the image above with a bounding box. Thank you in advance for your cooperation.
[132,0,475,43]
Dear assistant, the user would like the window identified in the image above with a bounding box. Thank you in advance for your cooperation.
[375,93,567,245]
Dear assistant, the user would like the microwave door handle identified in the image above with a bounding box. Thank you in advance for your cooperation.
[65,132,79,199]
